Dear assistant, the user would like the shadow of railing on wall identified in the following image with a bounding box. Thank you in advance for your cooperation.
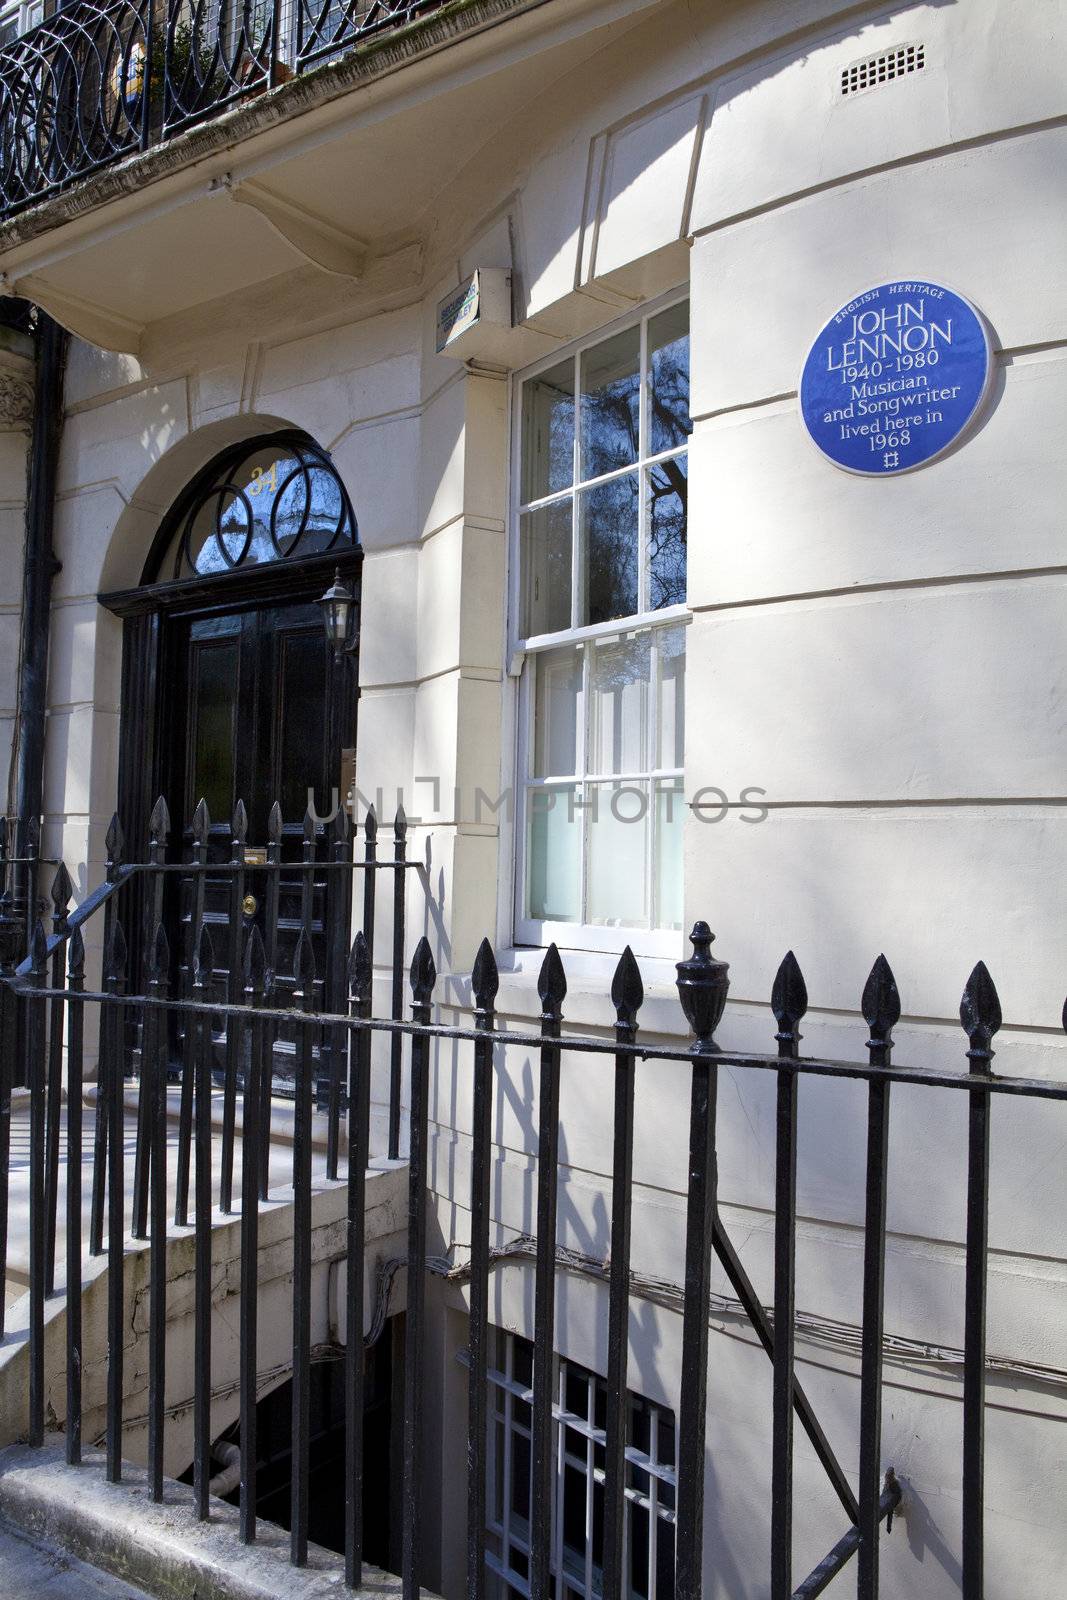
[1,798,1064,1600]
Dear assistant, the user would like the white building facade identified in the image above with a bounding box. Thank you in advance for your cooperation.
[0,0,1064,1595]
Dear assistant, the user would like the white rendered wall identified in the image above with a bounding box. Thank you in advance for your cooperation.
[412,2,1067,1597]
[12,0,1066,1593]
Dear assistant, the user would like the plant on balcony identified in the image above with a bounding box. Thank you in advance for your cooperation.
[153,19,228,116]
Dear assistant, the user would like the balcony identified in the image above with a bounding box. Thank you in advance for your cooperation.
[0,0,646,356]
[0,0,454,216]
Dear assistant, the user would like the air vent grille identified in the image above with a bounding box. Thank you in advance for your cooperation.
[841,43,925,97]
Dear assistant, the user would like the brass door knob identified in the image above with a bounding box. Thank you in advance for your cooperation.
[242,894,258,917]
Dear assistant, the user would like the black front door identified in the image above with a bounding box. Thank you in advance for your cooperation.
[161,596,355,1046]
[102,432,362,1073]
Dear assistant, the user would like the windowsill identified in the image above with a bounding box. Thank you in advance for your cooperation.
[440,943,690,1037]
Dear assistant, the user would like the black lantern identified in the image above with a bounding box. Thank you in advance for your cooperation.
[318,568,357,662]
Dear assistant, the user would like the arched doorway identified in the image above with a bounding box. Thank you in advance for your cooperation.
[99,429,361,1046]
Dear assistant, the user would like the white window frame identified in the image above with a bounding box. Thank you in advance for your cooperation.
[0,0,47,44]
[485,1331,677,1600]
[508,291,691,960]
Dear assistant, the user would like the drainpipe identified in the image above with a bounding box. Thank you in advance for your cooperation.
[208,1438,243,1498]
[10,309,68,935]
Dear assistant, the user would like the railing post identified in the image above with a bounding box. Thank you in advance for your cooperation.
[388,804,407,1160]
[91,813,124,1257]
[300,805,319,1138]
[857,954,900,1600]
[960,961,1001,1600]
[299,802,315,938]
[45,861,73,1293]
[530,943,566,1600]
[291,928,317,1567]
[603,946,643,1600]
[133,796,169,1240]
[770,950,807,1599]
[221,800,248,1215]
[345,931,373,1589]
[105,919,128,1483]
[260,801,283,1200]
[146,920,171,1502]
[362,807,377,972]
[26,918,48,1447]
[176,797,209,1227]
[65,928,85,1465]
[193,922,216,1522]
[674,921,730,1600]
[0,821,20,1335]
[326,804,350,1181]
[240,926,267,1543]
[143,0,161,150]
[466,937,499,1600]
[269,0,284,90]
[402,935,436,1600]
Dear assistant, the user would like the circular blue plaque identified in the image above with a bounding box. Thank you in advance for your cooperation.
[799,280,992,475]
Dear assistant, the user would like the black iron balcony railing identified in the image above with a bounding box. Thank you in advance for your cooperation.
[0,0,447,217]
[2,795,1067,1599]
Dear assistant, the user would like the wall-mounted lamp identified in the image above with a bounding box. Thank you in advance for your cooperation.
[318,568,358,663]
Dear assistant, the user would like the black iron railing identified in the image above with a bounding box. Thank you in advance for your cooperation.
[1,796,1066,1599]
[0,0,449,216]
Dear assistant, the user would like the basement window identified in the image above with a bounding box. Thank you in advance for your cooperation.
[841,42,925,96]
[485,1331,677,1600]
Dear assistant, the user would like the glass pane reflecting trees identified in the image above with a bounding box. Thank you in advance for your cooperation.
[515,301,690,940]
[161,435,357,579]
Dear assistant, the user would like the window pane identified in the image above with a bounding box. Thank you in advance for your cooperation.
[648,303,691,455]
[580,325,640,480]
[513,1338,533,1387]
[278,630,328,821]
[522,360,575,502]
[587,782,649,926]
[630,1398,651,1455]
[189,638,237,823]
[520,501,572,638]
[178,444,353,576]
[564,1365,587,1417]
[655,1410,676,1473]
[527,785,581,921]
[533,647,583,778]
[630,1486,650,1598]
[511,1430,531,1521]
[655,625,685,771]
[592,1475,604,1571]
[589,633,650,777]
[581,473,639,626]
[654,780,684,931]
[518,308,690,944]
[562,1463,586,1560]
[290,462,347,556]
[656,1522,676,1599]
[648,455,687,610]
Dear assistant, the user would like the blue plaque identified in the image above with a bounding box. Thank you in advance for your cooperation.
[800,280,992,475]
